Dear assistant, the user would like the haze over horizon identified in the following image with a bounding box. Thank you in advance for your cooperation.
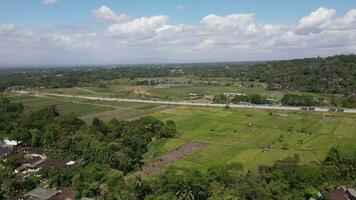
[1,0,356,66]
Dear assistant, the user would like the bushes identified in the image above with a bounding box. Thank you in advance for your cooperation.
[212,93,268,105]
[213,95,229,104]
[281,93,319,106]
[342,95,356,108]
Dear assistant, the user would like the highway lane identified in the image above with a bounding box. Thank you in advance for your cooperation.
[28,92,356,114]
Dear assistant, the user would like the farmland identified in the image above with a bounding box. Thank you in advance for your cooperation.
[147,106,356,171]
[39,77,340,103]
[7,95,111,116]
[6,94,174,122]
[7,94,356,171]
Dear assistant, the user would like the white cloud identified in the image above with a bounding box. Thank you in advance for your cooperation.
[107,16,168,39]
[328,9,356,30]
[92,6,130,23]
[157,24,194,38]
[200,13,256,33]
[42,0,57,5]
[296,7,336,34]
[0,23,15,34]
[1,6,356,65]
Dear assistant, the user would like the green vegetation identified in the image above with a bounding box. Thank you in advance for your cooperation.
[1,54,355,106]
[5,95,172,122]
[1,54,356,199]
[0,92,355,199]
[231,94,267,104]
[144,148,355,200]
[7,95,111,116]
[281,93,319,106]
[0,96,176,199]
[213,94,229,104]
[148,106,356,171]
[252,55,356,95]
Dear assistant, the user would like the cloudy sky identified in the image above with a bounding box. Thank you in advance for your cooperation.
[0,0,356,66]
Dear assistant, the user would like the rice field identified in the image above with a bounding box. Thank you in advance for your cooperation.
[7,94,172,122]
[8,94,356,171]
[149,106,356,171]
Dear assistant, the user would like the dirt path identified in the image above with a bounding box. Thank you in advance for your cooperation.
[137,141,207,177]
[75,87,98,94]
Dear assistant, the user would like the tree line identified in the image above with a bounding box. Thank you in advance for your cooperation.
[1,54,355,97]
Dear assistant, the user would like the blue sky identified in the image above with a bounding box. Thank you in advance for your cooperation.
[0,0,356,65]
[1,0,355,28]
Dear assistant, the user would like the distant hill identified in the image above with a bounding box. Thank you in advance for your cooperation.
[0,54,355,96]
[248,55,356,95]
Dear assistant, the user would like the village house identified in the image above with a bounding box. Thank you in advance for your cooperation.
[1,139,20,161]
[11,187,77,200]
[14,153,47,174]
[188,93,199,97]
[327,189,348,200]
[202,95,214,101]
[7,146,76,181]
[324,188,356,200]
[223,93,245,98]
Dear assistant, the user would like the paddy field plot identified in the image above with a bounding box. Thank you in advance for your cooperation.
[7,94,172,121]
[8,95,111,116]
[149,106,356,171]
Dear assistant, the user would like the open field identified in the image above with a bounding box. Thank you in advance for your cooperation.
[38,77,340,103]
[6,94,174,122]
[7,95,111,116]
[148,106,356,171]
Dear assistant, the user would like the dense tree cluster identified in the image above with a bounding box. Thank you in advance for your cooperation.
[37,148,355,200]
[0,97,24,135]
[0,97,176,199]
[342,95,356,108]
[213,94,268,105]
[251,55,356,95]
[213,95,229,104]
[281,94,319,106]
[133,149,355,200]
[232,94,267,105]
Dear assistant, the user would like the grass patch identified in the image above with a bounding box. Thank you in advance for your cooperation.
[8,95,110,116]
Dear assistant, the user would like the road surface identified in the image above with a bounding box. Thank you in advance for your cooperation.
[25,92,356,114]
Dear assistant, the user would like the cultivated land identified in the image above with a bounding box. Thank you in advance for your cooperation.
[39,77,340,102]
[8,93,356,172]
[7,95,111,116]
[147,106,356,171]
[6,94,173,122]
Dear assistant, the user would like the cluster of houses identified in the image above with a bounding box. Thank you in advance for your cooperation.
[0,139,94,200]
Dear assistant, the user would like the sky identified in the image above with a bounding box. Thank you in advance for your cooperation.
[0,0,356,66]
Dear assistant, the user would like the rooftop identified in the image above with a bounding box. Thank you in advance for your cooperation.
[24,187,59,200]
[327,189,348,200]
[48,188,75,200]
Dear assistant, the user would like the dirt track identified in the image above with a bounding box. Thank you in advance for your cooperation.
[139,141,207,176]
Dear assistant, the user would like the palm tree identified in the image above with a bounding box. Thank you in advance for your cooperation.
[176,188,194,200]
